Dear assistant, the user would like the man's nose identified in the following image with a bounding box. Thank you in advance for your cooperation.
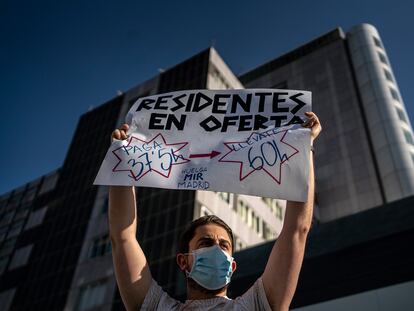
[212,239,220,246]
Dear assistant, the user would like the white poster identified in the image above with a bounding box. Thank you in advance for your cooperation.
[94,89,312,201]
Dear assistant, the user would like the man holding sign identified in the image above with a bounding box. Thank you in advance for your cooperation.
[107,102,321,310]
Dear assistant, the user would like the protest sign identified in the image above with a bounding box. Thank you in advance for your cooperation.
[94,89,312,201]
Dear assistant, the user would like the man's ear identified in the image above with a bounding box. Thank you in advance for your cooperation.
[176,253,187,271]
[232,259,237,273]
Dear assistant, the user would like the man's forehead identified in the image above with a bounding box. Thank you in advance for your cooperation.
[194,224,231,241]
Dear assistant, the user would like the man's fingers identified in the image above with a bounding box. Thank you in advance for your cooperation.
[112,129,122,140]
[120,123,129,131]
[112,124,129,141]
[302,118,316,128]
[120,131,128,140]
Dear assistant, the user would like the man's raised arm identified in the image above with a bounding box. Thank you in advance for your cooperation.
[109,124,152,311]
[262,112,321,311]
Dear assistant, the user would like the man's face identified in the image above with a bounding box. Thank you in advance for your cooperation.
[179,223,234,272]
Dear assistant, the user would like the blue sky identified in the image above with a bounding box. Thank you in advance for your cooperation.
[1,0,413,194]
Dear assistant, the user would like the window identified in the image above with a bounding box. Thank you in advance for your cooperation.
[242,204,248,223]
[0,226,8,242]
[25,206,48,230]
[396,108,408,124]
[0,210,15,226]
[252,213,262,236]
[373,36,382,48]
[0,238,17,256]
[0,256,9,274]
[262,197,284,220]
[390,88,399,101]
[76,281,107,311]
[209,65,230,90]
[7,192,22,209]
[14,205,29,220]
[38,171,59,195]
[276,205,283,220]
[8,245,33,270]
[88,235,111,258]
[234,235,245,252]
[404,130,414,146]
[378,52,387,64]
[384,69,393,82]
[218,192,231,204]
[262,221,276,240]
[22,186,38,203]
[6,219,25,238]
[0,288,16,310]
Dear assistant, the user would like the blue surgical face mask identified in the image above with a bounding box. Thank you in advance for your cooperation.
[185,245,234,290]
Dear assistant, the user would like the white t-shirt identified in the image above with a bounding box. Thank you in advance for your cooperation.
[140,277,272,310]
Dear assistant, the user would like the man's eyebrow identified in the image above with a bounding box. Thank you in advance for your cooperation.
[197,236,215,243]
[196,236,231,244]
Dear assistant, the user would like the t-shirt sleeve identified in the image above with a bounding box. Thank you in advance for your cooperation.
[234,277,272,311]
[140,279,182,311]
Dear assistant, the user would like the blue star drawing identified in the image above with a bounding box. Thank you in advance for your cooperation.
[112,134,189,181]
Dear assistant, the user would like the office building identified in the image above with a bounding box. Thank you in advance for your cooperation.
[1,23,413,310]
[229,195,414,311]
[240,23,414,222]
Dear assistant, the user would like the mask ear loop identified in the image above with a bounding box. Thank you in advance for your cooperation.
[182,252,195,277]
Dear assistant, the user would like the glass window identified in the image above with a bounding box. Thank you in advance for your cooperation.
[38,171,59,195]
[373,36,382,48]
[0,210,15,226]
[88,235,111,258]
[384,69,393,82]
[0,237,17,257]
[404,130,414,146]
[218,192,231,204]
[396,108,408,124]
[25,206,48,230]
[378,52,387,64]
[390,88,399,101]
[76,281,107,311]
[0,288,16,310]
[0,256,9,274]
[276,205,283,220]
[7,219,25,238]
[8,244,33,270]
[0,196,10,211]
[262,197,284,219]
[0,226,8,242]
[22,186,38,204]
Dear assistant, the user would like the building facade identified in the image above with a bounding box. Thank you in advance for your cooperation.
[240,23,414,222]
[1,23,413,310]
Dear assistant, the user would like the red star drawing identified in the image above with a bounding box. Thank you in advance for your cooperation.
[112,133,189,181]
[218,130,299,184]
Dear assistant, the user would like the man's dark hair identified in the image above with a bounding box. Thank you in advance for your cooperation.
[178,215,234,254]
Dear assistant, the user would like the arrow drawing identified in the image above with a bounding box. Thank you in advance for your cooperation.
[189,150,221,159]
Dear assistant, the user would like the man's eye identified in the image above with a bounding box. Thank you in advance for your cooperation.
[221,244,229,250]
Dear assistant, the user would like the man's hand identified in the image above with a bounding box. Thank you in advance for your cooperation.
[112,123,129,141]
[262,112,321,311]
[302,111,322,143]
[109,123,152,311]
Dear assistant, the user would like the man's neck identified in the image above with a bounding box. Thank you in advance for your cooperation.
[186,285,227,300]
